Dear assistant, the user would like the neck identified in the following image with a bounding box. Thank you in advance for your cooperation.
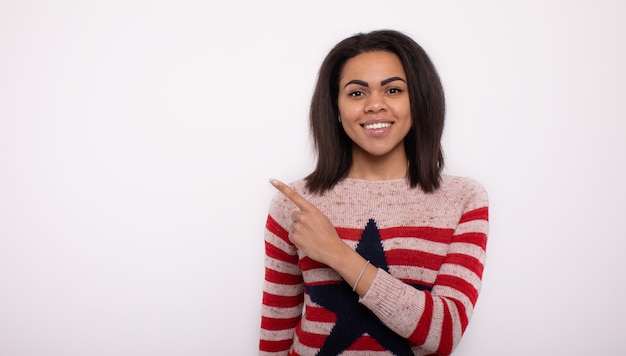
[348,145,408,181]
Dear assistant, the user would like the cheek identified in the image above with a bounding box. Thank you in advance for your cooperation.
[339,105,365,125]
[337,96,363,113]
[337,101,353,118]
[390,100,411,117]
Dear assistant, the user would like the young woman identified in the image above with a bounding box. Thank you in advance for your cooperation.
[259,29,489,356]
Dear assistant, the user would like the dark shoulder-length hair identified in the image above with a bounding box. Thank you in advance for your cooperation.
[304,29,446,194]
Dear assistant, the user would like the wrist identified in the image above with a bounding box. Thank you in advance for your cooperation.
[352,260,370,291]
[325,241,354,270]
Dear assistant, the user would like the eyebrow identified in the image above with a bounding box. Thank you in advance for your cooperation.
[344,76,406,88]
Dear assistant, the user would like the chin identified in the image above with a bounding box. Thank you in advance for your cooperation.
[361,148,396,157]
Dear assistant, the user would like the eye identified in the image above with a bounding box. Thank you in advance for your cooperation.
[348,90,365,97]
[387,87,404,95]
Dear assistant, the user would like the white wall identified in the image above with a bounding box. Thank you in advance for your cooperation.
[1,1,624,355]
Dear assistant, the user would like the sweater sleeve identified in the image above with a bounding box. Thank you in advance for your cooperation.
[259,193,304,355]
[359,179,489,355]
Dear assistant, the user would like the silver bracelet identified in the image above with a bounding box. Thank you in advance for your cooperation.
[352,260,371,292]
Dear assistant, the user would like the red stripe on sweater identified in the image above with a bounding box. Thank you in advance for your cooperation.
[410,291,433,345]
[444,253,484,278]
[299,256,328,271]
[265,241,299,265]
[385,249,446,270]
[450,298,469,333]
[347,335,387,350]
[264,268,302,285]
[336,227,365,241]
[437,301,453,355]
[259,338,293,353]
[295,327,326,349]
[454,232,487,251]
[261,315,302,331]
[306,280,342,287]
[436,274,479,306]
[304,305,337,323]
[338,226,456,244]
[380,226,455,243]
[266,214,293,245]
[459,206,488,223]
[263,291,303,308]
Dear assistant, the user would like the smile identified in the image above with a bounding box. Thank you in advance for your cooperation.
[362,122,392,130]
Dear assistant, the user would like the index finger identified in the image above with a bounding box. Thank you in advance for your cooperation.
[269,179,315,211]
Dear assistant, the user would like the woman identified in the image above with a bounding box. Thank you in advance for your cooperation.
[259,29,489,356]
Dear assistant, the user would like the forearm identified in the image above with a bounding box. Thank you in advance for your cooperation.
[326,245,378,297]
[359,270,465,355]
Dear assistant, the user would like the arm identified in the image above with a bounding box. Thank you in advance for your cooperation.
[259,196,304,355]
[267,180,376,295]
[359,186,489,355]
[360,208,488,354]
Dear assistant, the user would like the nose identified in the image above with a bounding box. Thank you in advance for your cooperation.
[365,92,387,113]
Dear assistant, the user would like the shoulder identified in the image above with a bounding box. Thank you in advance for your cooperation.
[439,174,489,212]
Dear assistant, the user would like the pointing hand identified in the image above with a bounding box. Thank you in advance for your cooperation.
[270,179,348,266]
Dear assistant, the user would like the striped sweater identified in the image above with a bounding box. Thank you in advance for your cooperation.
[260,175,489,355]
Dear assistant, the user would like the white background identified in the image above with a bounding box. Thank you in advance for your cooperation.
[1,1,625,355]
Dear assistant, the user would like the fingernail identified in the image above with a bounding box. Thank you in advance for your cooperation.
[269,179,280,187]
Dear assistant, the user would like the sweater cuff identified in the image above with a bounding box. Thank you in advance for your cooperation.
[359,269,425,338]
[359,268,404,318]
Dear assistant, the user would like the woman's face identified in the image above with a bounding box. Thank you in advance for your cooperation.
[337,51,412,160]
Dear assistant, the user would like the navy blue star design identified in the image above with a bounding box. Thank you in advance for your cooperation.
[305,218,432,356]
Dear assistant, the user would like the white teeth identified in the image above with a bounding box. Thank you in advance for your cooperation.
[364,122,392,130]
